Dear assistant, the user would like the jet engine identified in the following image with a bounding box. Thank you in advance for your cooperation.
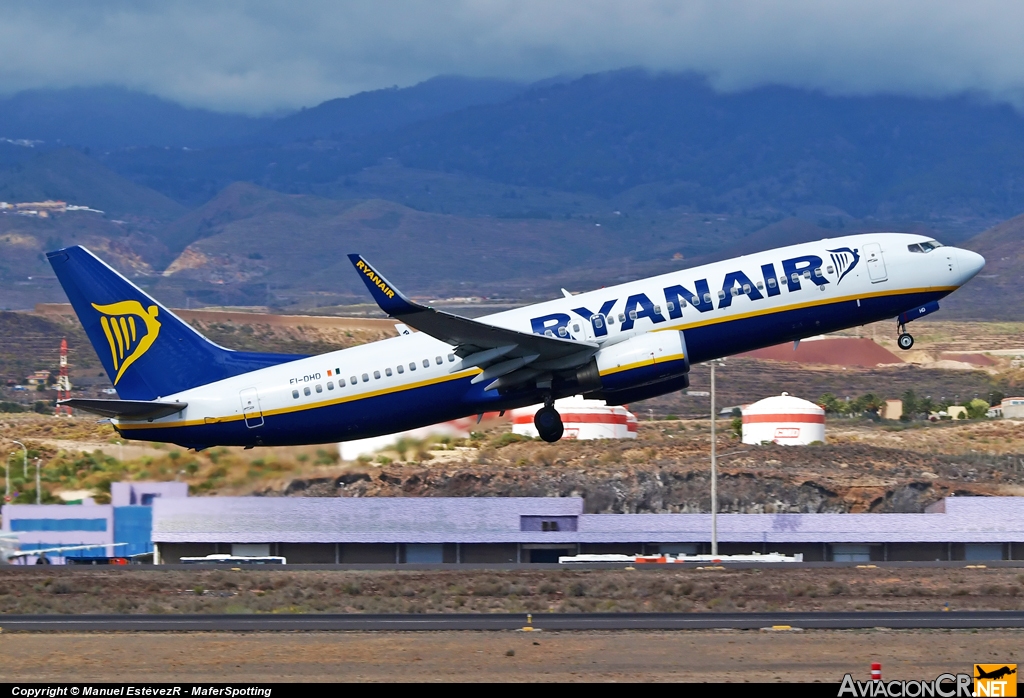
[573,330,690,402]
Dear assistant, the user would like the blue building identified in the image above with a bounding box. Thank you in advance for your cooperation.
[2,481,188,563]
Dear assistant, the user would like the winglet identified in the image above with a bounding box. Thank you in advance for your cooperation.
[347,254,421,316]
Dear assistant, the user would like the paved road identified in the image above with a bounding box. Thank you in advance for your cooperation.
[2,611,1024,632]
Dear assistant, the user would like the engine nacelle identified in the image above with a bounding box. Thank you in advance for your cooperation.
[591,330,690,394]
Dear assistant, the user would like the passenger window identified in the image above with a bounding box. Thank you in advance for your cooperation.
[422,359,429,368]
[717,290,726,300]
[315,384,323,393]
[730,287,739,297]
[703,293,712,304]
[666,302,675,312]
[373,371,381,379]
[292,390,300,399]
[802,271,811,279]
[780,276,787,285]
[767,278,777,288]
[362,373,369,382]
[756,281,764,290]
[339,378,346,387]
[742,284,751,294]
[397,365,404,374]
[628,310,638,320]
[327,381,334,390]
[303,387,311,396]
[653,305,661,314]
[813,268,821,277]
[350,376,357,385]
[791,273,799,283]
[593,315,604,329]
[557,326,568,337]
[545,330,555,337]
[409,362,416,371]
[608,314,616,325]
[435,356,443,365]
[572,324,580,333]
[385,368,392,377]
[618,313,625,323]
[448,354,455,362]
[827,266,835,274]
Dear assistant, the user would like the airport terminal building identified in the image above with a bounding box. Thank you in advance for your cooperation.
[152,495,1024,564]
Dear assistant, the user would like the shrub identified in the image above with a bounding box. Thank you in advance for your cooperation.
[493,432,531,448]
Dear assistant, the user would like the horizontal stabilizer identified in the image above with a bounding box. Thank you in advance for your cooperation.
[59,399,187,420]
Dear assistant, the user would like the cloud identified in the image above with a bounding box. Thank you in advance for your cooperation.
[1,1,1023,113]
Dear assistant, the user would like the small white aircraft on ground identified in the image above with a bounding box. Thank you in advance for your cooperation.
[0,532,127,564]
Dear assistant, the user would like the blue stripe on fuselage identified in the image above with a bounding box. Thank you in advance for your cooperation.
[122,289,947,448]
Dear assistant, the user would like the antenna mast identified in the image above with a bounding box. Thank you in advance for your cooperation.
[55,338,72,416]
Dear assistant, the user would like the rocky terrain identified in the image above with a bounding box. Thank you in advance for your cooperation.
[4,410,1024,512]
[276,419,1024,514]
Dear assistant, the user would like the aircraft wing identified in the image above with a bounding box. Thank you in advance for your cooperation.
[57,399,187,420]
[348,254,597,390]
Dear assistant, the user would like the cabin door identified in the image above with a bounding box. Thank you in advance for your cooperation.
[239,387,264,428]
[863,243,888,283]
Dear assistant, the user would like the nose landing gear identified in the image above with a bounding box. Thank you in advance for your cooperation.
[896,319,914,350]
[534,395,564,443]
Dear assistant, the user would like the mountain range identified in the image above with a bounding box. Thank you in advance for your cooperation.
[1,70,1023,317]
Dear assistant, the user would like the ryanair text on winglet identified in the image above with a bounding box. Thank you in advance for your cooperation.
[356,259,396,299]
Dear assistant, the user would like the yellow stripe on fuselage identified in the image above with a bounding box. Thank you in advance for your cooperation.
[598,353,687,377]
[117,286,951,431]
[653,285,955,335]
[116,368,482,430]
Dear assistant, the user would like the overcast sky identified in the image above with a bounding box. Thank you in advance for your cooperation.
[2,1,1024,114]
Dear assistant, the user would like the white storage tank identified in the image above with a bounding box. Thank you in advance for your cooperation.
[741,392,825,445]
[512,396,638,440]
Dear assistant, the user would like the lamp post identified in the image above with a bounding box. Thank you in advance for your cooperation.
[12,441,26,499]
[709,360,724,556]
[34,458,41,505]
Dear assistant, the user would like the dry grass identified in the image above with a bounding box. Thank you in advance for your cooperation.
[0,567,1022,615]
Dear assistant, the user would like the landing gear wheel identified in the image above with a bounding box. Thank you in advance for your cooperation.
[898,333,915,350]
[534,406,564,443]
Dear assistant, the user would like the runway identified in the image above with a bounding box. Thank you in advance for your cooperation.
[3,611,1024,631]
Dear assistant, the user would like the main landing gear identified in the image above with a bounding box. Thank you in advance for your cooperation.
[534,395,564,443]
[896,320,914,350]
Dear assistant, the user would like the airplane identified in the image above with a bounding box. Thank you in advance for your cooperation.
[47,233,984,447]
[975,666,1016,681]
[0,532,127,564]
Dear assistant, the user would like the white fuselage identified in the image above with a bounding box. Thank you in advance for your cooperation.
[115,233,982,447]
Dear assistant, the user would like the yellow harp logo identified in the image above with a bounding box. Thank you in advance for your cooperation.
[92,301,161,385]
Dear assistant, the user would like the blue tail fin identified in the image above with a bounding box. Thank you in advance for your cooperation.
[47,246,303,400]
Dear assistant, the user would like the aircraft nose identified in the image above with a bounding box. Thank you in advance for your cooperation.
[955,248,985,282]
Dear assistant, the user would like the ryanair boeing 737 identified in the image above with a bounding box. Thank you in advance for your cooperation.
[47,233,984,447]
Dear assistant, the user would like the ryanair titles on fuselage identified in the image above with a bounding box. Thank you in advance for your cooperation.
[529,249,860,338]
[355,259,397,299]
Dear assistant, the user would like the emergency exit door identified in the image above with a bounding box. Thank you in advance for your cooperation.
[239,387,264,428]
[863,243,888,283]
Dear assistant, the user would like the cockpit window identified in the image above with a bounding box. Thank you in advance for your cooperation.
[908,240,943,253]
